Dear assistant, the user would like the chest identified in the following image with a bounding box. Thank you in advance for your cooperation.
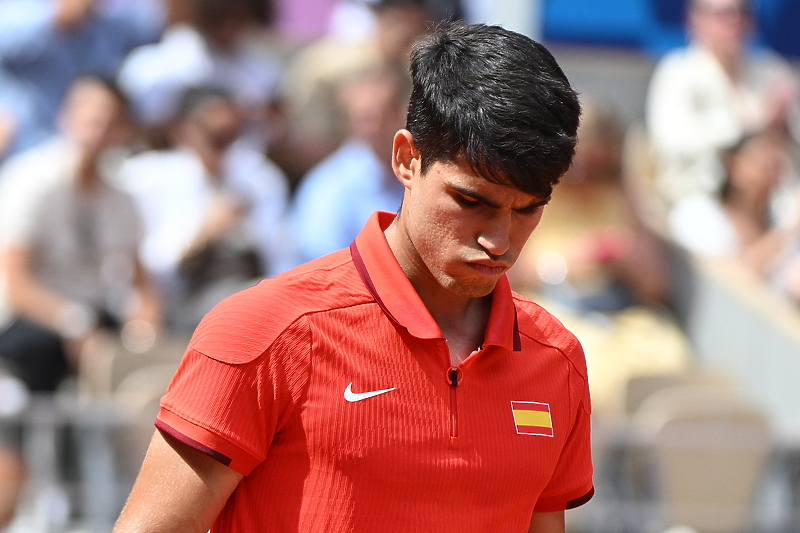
[32,186,137,261]
[274,308,574,499]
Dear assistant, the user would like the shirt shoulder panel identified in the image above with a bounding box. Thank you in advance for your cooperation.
[189,249,370,365]
[513,293,588,381]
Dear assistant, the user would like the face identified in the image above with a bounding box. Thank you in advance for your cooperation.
[184,97,243,154]
[729,134,787,196]
[376,5,428,63]
[60,79,128,153]
[397,159,548,300]
[340,75,406,158]
[690,0,751,58]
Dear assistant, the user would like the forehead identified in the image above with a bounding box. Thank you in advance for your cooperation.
[692,0,747,11]
[190,98,240,126]
[65,80,119,109]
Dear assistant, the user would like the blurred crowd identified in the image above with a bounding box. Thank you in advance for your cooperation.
[0,0,442,388]
[0,0,799,529]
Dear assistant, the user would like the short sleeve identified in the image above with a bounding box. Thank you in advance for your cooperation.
[0,166,46,246]
[533,358,594,512]
[156,315,311,475]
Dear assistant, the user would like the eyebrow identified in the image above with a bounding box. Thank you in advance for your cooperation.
[448,183,550,212]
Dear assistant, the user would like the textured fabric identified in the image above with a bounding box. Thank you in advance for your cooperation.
[158,211,593,532]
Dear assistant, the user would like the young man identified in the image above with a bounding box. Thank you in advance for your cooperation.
[113,22,591,533]
[646,0,799,205]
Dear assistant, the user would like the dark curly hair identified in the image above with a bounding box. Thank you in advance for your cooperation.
[406,22,581,198]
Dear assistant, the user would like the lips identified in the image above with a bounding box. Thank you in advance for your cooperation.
[466,261,508,276]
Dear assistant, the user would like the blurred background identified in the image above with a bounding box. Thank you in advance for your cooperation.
[1,0,800,532]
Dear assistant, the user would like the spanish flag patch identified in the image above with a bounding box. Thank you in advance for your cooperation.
[511,401,553,437]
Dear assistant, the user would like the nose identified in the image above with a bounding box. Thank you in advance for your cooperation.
[476,212,511,257]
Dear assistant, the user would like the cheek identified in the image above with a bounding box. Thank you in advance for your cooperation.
[414,193,466,241]
[511,210,546,251]
[529,208,546,232]
[412,209,473,272]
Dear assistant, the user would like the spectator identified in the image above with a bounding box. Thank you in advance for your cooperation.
[288,62,409,264]
[0,75,160,525]
[118,86,290,332]
[117,0,282,151]
[269,0,429,186]
[645,0,800,207]
[0,75,160,389]
[0,0,165,159]
[669,128,799,276]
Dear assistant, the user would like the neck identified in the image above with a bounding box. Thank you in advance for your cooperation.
[700,40,741,79]
[384,218,492,364]
[75,149,100,190]
[725,188,770,229]
[717,51,740,80]
[435,295,492,365]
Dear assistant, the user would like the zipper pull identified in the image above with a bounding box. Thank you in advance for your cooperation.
[447,366,460,446]
[448,366,460,386]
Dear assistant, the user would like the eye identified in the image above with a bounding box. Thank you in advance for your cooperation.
[515,203,545,216]
[455,194,481,208]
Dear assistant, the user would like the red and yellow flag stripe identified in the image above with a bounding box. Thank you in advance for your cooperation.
[511,401,553,437]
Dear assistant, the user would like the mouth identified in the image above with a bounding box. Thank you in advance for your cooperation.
[466,261,509,277]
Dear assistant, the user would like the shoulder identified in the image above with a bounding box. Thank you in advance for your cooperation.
[292,143,364,211]
[224,145,288,196]
[99,179,141,217]
[118,24,205,79]
[304,141,376,187]
[744,46,797,79]
[293,141,379,213]
[0,139,71,224]
[190,249,371,364]
[650,45,709,81]
[512,293,587,380]
[0,138,72,183]
[668,194,736,255]
[119,149,199,191]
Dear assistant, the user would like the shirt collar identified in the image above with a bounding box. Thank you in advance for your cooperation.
[350,211,521,351]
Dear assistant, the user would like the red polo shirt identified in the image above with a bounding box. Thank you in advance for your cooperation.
[157,211,593,532]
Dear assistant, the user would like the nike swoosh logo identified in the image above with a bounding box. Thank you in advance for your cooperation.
[344,382,396,402]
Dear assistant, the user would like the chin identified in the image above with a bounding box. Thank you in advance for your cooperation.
[443,276,498,299]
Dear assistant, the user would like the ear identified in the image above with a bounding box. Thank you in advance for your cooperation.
[392,129,420,189]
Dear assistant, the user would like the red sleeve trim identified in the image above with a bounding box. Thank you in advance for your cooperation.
[156,407,263,475]
[566,487,595,509]
[533,482,595,512]
[155,419,232,467]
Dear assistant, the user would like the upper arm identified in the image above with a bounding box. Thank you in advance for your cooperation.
[3,245,39,307]
[3,245,30,283]
[528,510,565,533]
[113,429,243,533]
[3,244,61,314]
